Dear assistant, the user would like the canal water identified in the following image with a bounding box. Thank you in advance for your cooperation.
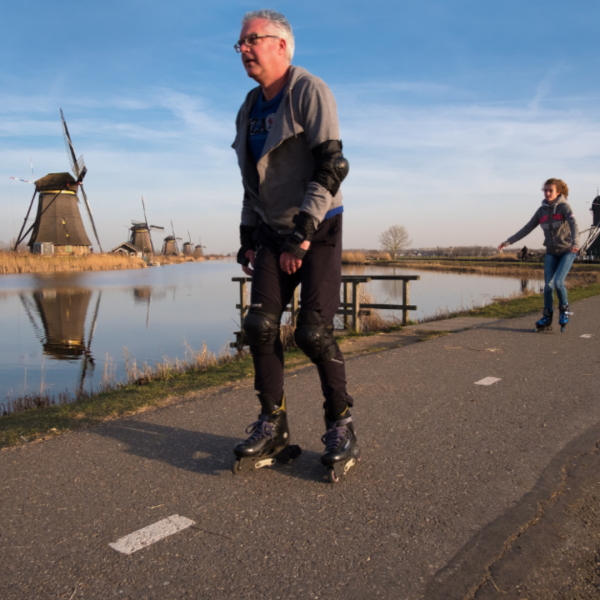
[0,261,542,408]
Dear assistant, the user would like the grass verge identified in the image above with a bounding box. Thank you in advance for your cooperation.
[467,284,600,319]
[0,349,312,450]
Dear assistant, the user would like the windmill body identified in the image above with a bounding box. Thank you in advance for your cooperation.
[161,220,182,256]
[28,173,92,255]
[193,235,206,259]
[161,235,180,256]
[129,225,154,254]
[182,241,193,256]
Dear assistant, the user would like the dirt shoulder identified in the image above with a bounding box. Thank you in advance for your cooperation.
[473,438,600,599]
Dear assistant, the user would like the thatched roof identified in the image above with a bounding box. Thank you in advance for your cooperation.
[35,172,77,192]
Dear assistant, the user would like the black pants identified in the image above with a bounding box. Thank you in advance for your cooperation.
[249,214,353,409]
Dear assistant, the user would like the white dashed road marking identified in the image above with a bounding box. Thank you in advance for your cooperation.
[580,334,593,338]
[475,377,501,386]
[109,515,195,555]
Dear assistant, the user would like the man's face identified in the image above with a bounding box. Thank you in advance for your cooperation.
[239,18,286,82]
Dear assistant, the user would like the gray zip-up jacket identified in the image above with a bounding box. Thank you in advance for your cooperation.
[232,65,343,234]
[505,195,580,255]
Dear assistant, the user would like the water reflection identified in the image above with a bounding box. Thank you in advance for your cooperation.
[19,287,101,393]
[132,286,168,328]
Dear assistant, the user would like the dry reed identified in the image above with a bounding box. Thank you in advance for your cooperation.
[0,251,147,275]
[342,251,366,264]
[357,289,399,332]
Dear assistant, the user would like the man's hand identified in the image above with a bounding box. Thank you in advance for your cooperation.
[571,246,580,254]
[242,249,256,276]
[497,242,506,252]
[280,241,310,274]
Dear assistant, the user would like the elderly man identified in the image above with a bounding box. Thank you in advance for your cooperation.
[231,9,359,483]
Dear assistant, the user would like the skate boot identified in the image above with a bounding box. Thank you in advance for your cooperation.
[232,394,301,474]
[534,308,553,332]
[558,304,572,333]
[321,406,360,484]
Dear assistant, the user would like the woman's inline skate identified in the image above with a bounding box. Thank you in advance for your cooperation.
[534,308,553,333]
[558,304,572,333]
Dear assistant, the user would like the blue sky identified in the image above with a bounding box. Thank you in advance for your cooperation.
[2,1,599,252]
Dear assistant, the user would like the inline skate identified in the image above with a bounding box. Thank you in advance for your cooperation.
[534,308,553,333]
[232,394,301,474]
[321,407,360,484]
[558,304,572,333]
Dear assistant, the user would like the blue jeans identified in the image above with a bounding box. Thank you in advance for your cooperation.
[544,251,576,309]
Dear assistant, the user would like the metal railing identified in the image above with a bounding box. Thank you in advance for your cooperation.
[231,274,419,350]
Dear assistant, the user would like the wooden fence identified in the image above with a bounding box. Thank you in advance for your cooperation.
[231,275,419,350]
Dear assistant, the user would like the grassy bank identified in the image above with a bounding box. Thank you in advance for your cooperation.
[466,283,600,319]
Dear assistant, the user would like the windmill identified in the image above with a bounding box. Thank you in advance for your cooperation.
[11,109,102,254]
[193,235,206,259]
[182,230,194,256]
[128,197,164,254]
[161,220,182,256]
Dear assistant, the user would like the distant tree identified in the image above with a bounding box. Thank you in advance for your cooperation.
[378,225,411,260]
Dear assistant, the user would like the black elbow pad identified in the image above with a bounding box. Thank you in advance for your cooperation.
[311,140,349,197]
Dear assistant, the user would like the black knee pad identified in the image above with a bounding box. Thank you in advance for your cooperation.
[294,310,338,364]
[243,304,282,355]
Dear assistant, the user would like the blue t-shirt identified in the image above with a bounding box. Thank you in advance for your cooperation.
[248,87,285,163]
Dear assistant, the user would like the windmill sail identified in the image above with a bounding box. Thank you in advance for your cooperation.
[60,109,103,252]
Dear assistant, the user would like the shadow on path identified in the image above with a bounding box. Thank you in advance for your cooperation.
[94,418,324,483]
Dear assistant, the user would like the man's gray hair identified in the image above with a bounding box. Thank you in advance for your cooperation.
[242,9,294,62]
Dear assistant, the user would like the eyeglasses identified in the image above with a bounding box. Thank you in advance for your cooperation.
[234,34,279,53]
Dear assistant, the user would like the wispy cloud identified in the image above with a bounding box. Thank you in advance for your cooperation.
[2,81,599,252]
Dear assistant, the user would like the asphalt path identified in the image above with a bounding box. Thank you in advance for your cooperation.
[1,296,599,600]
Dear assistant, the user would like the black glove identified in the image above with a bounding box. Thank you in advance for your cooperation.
[281,212,316,260]
[237,225,256,267]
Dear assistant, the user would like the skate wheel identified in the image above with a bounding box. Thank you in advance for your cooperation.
[232,459,243,475]
[327,468,339,484]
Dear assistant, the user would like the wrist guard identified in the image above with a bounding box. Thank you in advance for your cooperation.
[237,225,256,267]
[281,212,316,260]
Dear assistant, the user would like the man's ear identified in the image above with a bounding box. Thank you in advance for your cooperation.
[278,38,287,56]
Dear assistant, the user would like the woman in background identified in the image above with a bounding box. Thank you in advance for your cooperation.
[498,178,580,332]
